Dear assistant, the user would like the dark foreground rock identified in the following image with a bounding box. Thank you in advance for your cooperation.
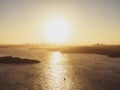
[0,56,40,64]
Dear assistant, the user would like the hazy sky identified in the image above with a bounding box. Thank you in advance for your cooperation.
[0,0,120,45]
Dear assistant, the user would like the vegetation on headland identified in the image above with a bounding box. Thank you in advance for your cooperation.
[0,56,40,64]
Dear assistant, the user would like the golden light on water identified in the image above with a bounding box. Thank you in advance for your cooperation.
[44,18,70,44]
[51,52,63,64]
[48,52,70,89]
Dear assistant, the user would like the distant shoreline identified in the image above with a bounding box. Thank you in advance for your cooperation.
[0,45,120,58]
[60,49,120,58]
[46,46,120,58]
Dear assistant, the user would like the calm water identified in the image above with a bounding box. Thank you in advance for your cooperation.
[0,48,120,90]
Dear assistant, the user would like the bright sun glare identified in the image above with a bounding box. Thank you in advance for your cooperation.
[44,18,70,44]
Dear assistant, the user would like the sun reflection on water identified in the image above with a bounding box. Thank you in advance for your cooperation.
[48,52,69,89]
[51,52,63,64]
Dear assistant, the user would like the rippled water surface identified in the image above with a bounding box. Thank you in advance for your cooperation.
[0,48,120,90]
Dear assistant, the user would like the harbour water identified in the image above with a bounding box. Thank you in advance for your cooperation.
[0,48,120,90]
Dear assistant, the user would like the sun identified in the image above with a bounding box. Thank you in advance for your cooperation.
[44,18,70,44]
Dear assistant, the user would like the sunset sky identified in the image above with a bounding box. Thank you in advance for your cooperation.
[0,0,120,45]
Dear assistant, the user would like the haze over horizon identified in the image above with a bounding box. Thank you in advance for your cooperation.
[0,0,120,45]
